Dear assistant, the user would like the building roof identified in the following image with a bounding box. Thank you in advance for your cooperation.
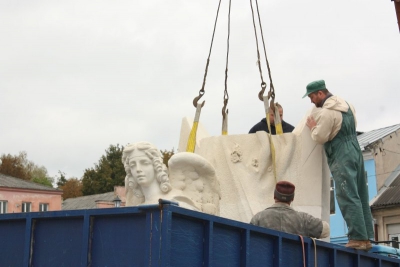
[357,124,400,151]
[371,170,400,209]
[0,173,61,192]
[62,192,116,210]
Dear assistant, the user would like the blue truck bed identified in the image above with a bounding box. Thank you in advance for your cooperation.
[0,201,399,267]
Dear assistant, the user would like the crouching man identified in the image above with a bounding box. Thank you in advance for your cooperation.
[250,181,330,239]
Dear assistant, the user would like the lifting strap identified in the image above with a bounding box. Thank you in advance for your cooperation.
[250,0,281,180]
[263,96,277,182]
[221,105,228,135]
[250,0,282,135]
[186,103,203,153]
[221,0,232,135]
[273,103,283,135]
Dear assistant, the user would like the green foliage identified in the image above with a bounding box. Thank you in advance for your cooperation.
[30,165,54,187]
[81,144,125,196]
[160,148,175,167]
[0,152,31,180]
[56,171,83,199]
[60,178,83,200]
[0,151,53,187]
[31,176,53,187]
[56,171,68,188]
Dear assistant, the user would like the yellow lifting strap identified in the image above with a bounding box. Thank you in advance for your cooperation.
[221,99,228,135]
[186,103,203,153]
[263,95,277,182]
[221,111,228,135]
[273,104,283,135]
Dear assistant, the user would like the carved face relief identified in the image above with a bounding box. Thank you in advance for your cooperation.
[128,150,156,188]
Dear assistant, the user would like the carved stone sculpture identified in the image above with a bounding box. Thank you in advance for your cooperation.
[122,141,220,215]
[177,113,331,227]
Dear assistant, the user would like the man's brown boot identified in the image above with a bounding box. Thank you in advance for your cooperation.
[364,240,372,251]
[345,240,367,250]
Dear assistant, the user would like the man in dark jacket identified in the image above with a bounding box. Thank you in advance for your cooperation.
[249,103,294,134]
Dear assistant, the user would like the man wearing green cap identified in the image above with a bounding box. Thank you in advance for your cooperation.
[303,79,374,251]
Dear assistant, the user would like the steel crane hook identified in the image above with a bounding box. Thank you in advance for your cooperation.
[193,89,205,108]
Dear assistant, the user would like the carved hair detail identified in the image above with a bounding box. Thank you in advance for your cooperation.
[122,142,172,199]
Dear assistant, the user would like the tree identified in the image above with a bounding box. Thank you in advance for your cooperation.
[29,165,54,187]
[56,171,68,188]
[31,176,53,187]
[0,152,30,180]
[81,144,125,195]
[0,151,54,187]
[60,178,83,200]
[160,148,175,167]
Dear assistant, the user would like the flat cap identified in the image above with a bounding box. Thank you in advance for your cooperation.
[303,80,326,98]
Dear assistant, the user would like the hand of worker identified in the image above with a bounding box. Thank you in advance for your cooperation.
[306,116,317,130]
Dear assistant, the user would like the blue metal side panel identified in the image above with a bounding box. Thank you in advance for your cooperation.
[336,249,358,267]
[0,219,26,267]
[315,242,336,266]
[169,214,206,267]
[1,204,400,266]
[161,204,400,267]
[211,223,242,267]
[90,213,147,267]
[360,255,380,267]
[281,236,307,267]
[381,259,400,267]
[148,209,162,267]
[31,217,83,267]
[241,229,250,266]
[204,220,213,267]
[248,230,276,267]
[80,214,91,266]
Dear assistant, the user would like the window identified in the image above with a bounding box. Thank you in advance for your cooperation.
[0,201,8,214]
[388,224,400,249]
[22,202,31,213]
[39,203,49,212]
[330,178,335,214]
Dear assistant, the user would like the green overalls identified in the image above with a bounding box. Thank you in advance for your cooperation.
[324,106,374,240]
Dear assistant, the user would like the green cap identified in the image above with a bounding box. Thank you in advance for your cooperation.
[303,80,326,98]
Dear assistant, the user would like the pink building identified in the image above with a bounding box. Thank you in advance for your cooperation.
[0,173,62,214]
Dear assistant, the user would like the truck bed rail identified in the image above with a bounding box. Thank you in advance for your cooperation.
[1,202,399,267]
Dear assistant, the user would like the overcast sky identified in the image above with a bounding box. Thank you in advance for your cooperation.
[1,0,399,180]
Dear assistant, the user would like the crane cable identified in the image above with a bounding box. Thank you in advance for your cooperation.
[255,0,283,134]
[222,0,232,135]
[249,0,280,181]
[187,0,223,153]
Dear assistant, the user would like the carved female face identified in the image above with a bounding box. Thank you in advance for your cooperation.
[128,149,156,188]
